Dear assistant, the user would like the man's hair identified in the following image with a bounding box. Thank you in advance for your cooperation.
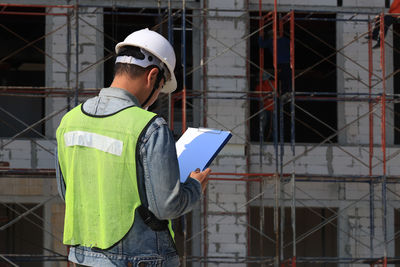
[114,46,157,79]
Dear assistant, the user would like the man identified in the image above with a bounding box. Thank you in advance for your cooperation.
[256,73,275,141]
[258,30,292,95]
[368,0,400,48]
[56,28,210,267]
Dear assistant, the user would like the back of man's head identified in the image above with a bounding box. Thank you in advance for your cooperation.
[114,46,155,80]
[114,28,177,94]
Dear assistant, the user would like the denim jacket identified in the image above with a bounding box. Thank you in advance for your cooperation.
[56,87,202,267]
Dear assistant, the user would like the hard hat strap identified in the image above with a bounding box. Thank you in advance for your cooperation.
[141,68,165,108]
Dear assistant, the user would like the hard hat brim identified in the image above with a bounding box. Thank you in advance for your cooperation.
[161,74,177,94]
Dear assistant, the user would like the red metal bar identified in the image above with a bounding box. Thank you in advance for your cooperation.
[208,177,262,182]
[0,11,68,16]
[262,12,274,23]
[280,12,291,23]
[380,13,388,265]
[257,0,263,262]
[280,257,296,267]
[170,93,178,131]
[280,12,292,38]
[0,3,74,8]
[211,172,282,176]
[67,246,70,267]
[279,17,284,37]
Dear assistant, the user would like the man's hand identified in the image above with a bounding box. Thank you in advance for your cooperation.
[190,168,211,193]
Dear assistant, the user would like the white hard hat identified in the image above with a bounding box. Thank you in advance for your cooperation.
[115,28,177,94]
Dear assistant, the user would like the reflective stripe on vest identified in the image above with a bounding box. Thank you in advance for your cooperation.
[64,131,123,156]
[56,104,174,249]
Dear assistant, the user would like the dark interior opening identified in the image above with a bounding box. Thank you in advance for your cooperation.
[249,12,337,144]
[249,206,337,267]
[0,7,45,138]
[0,203,44,267]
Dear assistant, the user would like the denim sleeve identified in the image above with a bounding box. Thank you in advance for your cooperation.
[54,147,66,202]
[139,117,202,220]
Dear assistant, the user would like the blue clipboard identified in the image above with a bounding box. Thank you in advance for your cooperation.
[176,127,232,182]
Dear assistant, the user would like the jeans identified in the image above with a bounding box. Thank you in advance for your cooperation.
[260,109,272,141]
[68,210,180,267]
[278,63,292,95]
[371,15,394,41]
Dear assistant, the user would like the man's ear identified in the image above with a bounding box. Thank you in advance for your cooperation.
[146,68,159,88]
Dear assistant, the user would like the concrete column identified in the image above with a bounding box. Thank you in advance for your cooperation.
[205,0,249,265]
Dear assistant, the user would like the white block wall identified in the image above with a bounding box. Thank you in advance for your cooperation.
[205,0,249,265]
[45,5,103,138]
[0,140,55,169]
[337,11,394,145]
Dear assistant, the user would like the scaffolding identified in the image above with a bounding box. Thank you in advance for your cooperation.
[0,1,400,266]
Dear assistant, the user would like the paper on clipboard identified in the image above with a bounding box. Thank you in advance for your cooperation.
[176,127,232,182]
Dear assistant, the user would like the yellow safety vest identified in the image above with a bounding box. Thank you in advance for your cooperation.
[57,104,173,249]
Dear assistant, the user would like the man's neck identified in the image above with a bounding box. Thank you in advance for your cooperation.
[110,75,145,105]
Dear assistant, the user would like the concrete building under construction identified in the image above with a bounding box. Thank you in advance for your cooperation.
[0,0,400,266]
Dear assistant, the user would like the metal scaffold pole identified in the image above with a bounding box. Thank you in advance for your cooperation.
[368,16,375,258]
[259,0,265,168]
[74,0,79,107]
[289,10,296,267]
[168,0,173,128]
[182,2,187,266]
[379,12,388,266]
[182,0,187,135]
[258,1,266,266]
[272,2,280,267]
